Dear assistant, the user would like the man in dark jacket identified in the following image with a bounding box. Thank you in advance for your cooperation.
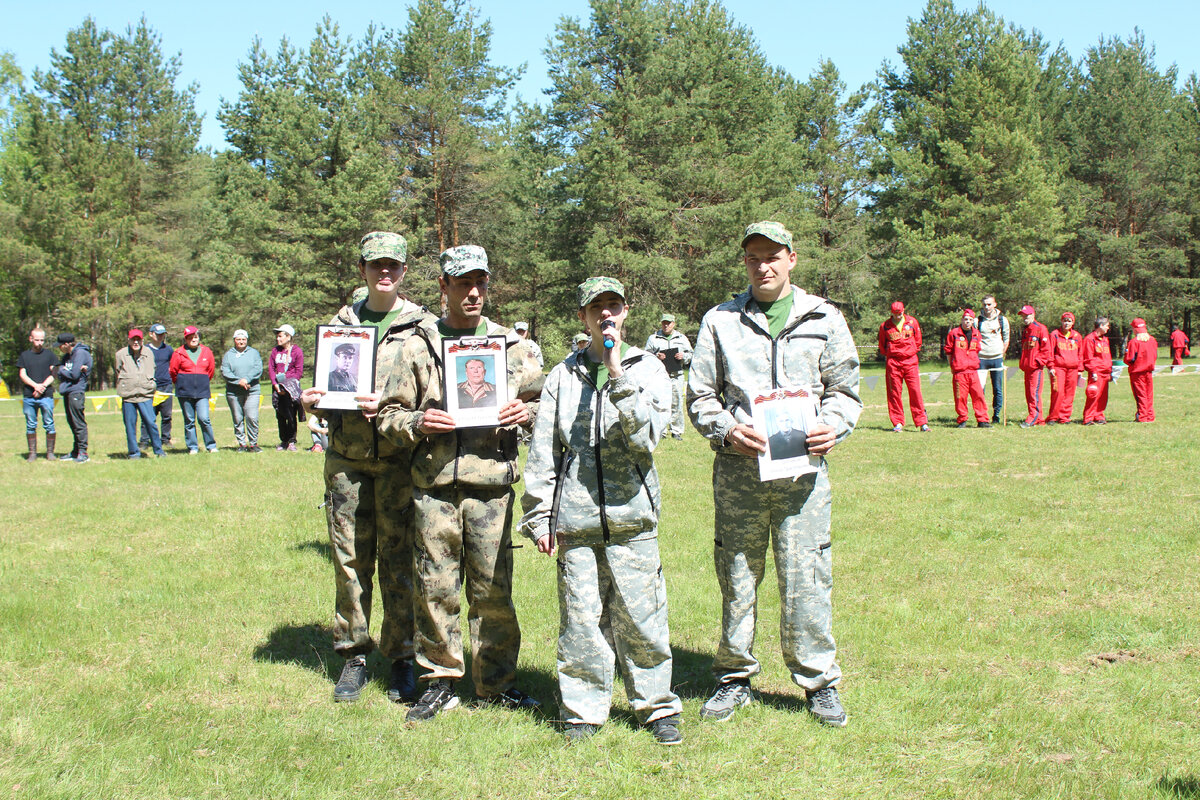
[140,323,174,448]
[56,333,92,462]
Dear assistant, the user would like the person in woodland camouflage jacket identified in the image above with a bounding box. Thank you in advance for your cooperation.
[521,277,683,745]
[687,221,861,728]
[300,231,433,706]
[376,244,543,722]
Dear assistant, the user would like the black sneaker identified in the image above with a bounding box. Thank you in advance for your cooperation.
[387,658,418,704]
[978,421,992,428]
[406,679,459,722]
[479,688,540,710]
[333,655,368,702]
[648,714,683,745]
[562,722,599,743]
[700,679,752,721]
[806,686,847,727]
[955,422,967,429]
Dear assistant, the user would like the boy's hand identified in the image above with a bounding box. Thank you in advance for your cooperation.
[536,534,556,556]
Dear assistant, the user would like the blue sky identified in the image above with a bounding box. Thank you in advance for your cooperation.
[3,0,1196,151]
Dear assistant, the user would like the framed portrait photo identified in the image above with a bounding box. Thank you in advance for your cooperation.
[442,335,509,427]
[751,384,821,482]
[314,325,377,410]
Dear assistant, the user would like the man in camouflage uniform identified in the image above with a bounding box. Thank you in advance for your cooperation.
[687,221,861,727]
[377,244,543,722]
[521,277,682,745]
[644,313,693,440]
[300,231,433,704]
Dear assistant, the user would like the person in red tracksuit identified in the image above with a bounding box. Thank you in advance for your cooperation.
[1017,305,1051,427]
[1081,316,1112,425]
[1046,311,1082,424]
[1169,325,1190,365]
[1125,317,1158,422]
[878,301,929,433]
[943,309,990,428]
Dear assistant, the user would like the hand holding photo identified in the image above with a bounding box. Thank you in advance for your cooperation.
[751,385,821,481]
[314,325,377,410]
[443,335,509,427]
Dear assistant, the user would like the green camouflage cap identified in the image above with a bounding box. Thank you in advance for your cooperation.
[440,244,490,276]
[573,333,591,345]
[740,220,793,252]
[577,276,626,307]
[660,313,675,323]
[360,231,408,262]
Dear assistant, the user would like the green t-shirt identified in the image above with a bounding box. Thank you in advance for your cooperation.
[756,291,795,339]
[358,304,405,339]
[185,346,201,364]
[584,342,631,389]
[437,320,488,339]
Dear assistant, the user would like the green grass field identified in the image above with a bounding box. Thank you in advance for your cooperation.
[2,364,1198,799]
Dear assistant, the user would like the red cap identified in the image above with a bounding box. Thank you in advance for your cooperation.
[1131,318,1147,331]
[1019,305,1035,316]
[1061,311,1075,322]
[962,308,976,319]
[890,301,905,314]
[127,328,144,339]
[183,325,198,337]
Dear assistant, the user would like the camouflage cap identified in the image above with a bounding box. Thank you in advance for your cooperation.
[360,231,407,263]
[440,244,490,276]
[740,220,793,252]
[660,313,675,323]
[573,333,591,345]
[577,276,626,307]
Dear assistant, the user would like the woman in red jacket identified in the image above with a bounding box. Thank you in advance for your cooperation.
[168,325,217,453]
[943,309,990,428]
[1080,317,1112,425]
[1124,318,1158,422]
[1046,312,1082,424]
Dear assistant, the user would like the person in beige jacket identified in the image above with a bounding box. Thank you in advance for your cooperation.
[116,329,164,458]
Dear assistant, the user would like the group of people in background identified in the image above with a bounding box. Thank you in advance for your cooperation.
[877,295,1184,431]
[16,320,319,461]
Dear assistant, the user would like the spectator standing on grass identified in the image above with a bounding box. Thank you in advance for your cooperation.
[644,313,693,440]
[376,244,543,722]
[221,329,263,452]
[300,231,434,706]
[56,332,92,463]
[169,326,217,455]
[18,327,58,461]
[877,300,928,433]
[522,277,683,746]
[140,324,174,448]
[269,324,305,451]
[1046,312,1082,424]
[1081,317,1112,426]
[1125,318,1158,422]
[115,329,164,459]
[944,309,990,428]
[1018,305,1052,427]
[687,221,861,728]
[1170,325,1190,365]
[977,295,1010,424]
[513,322,543,369]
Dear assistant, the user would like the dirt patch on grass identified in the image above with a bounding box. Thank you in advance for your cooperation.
[1087,650,1139,666]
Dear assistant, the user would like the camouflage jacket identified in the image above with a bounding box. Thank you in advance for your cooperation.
[520,345,669,545]
[376,315,543,488]
[643,329,693,371]
[325,298,433,461]
[687,286,861,455]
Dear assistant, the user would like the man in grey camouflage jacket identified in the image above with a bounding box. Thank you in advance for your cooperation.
[687,221,861,728]
[644,313,693,439]
[376,244,543,722]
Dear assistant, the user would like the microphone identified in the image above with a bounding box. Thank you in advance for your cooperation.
[600,319,616,349]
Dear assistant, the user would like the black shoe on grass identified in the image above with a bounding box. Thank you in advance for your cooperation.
[333,655,368,703]
[648,714,683,745]
[406,680,459,722]
[387,659,418,704]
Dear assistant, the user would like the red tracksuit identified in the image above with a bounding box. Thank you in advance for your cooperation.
[1019,321,1051,424]
[1081,330,1112,424]
[1125,335,1158,422]
[1047,328,1082,423]
[1170,329,1190,365]
[879,315,927,427]
[944,326,987,424]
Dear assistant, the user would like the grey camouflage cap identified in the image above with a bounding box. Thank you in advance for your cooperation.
[573,333,591,345]
[360,231,408,262]
[440,244,490,276]
[740,220,793,252]
[577,276,626,307]
[661,313,675,323]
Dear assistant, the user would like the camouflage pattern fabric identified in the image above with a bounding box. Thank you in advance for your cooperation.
[711,453,839,691]
[740,220,794,251]
[576,276,626,306]
[325,450,416,660]
[557,537,681,725]
[643,329,693,437]
[412,485,519,696]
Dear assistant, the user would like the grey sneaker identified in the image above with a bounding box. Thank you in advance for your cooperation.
[406,680,459,722]
[700,679,752,721]
[562,722,599,743]
[806,686,847,727]
[332,655,368,703]
[648,714,683,745]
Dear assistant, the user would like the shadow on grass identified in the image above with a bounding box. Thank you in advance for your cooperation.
[670,645,810,713]
[1157,776,1200,798]
[254,622,339,681]
[293,538,333,562]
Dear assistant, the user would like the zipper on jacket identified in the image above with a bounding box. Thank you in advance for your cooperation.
[548,450,575,538]
[763,308,825,390]
[593,382,610,542]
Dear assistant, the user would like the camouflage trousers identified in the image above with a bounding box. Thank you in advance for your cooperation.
[667,373,687,436]
[412,485,520,697]
[557,535,681,725]
[711,453,840,691]
[324,450,415,660]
